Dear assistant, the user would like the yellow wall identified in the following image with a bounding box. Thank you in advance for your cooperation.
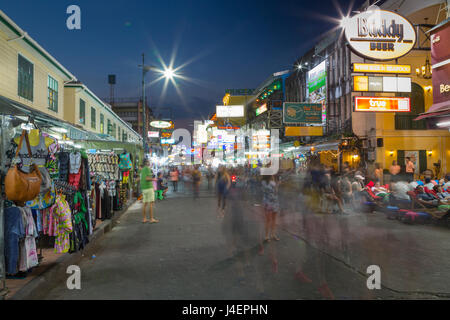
[0,28,66,120]
[376,135,450,176]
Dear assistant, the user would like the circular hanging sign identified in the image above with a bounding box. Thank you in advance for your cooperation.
[150,120,172,129]
[343,9,416,61]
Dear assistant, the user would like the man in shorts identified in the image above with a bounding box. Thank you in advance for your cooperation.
[140,159,159,223]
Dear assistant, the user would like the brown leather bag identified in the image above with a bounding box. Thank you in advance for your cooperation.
[5,130,43,203]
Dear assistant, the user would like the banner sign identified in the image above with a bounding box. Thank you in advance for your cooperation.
[283,103,322,123]
[353,63,411,74]
[353,76,411,92]
[354,96,410,112]
[343,9,416,61]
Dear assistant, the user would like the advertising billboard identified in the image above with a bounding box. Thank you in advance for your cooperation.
[354,96,410,112]
[307,60,327,124]
[283,103,322,124]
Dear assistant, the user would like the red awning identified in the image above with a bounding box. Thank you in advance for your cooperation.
[414,101,450,121]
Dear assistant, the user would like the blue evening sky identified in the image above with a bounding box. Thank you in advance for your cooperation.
[1,0,364,125]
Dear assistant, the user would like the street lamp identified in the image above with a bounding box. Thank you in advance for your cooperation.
[139,55,178,156]
[138,53,157,156]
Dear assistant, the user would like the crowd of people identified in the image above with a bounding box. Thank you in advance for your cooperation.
[303,158,450,215]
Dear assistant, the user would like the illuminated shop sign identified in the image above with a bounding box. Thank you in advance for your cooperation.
[353,63,411,73]
[216,105,244,118]
[150,120,172,129]
[353,76,411,92]
[255,104,268,116]
[343,9,416,60]
[148,131,159,138]
[354,96,410,112]
[224,89,255,96]
[160,138,175,144]
[283,102,322,124]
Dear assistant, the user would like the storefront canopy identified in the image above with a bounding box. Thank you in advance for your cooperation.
[0,95,142,144]
[414,102,450,121]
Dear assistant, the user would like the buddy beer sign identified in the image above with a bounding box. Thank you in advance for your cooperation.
[343,9,416,61]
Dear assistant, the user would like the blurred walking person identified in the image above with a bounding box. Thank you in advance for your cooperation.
[192,165,202,199]
[170,167,179,192]
[215,166,231,217]
[261,174,280,241]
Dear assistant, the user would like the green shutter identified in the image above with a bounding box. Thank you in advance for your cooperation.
[419,150,427,174]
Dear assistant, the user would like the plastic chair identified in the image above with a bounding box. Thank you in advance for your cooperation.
[155,190,164,200]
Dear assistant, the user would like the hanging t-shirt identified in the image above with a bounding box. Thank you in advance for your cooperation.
[69,152,82,174]
[18,133,49,173]
[118,153,132,170]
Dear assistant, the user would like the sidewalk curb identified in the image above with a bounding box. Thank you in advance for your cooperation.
[7,199,136,300]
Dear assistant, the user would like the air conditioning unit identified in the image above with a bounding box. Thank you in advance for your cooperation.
[362,139,369,148]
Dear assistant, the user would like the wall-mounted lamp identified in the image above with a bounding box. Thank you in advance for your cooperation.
[389,150,394,157]
[423,85,432,92]
[427,151,433,157]
[416,57,432,79]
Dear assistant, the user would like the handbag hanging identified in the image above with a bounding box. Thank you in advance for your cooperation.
[5,130,43,203]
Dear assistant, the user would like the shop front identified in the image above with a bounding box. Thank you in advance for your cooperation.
[0,102,141,297]
[345,6,450,178]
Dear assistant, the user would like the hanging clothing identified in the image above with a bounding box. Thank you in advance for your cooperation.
[42,206,58,237]
[53,194,73,254]
[69,152,82,174]
[18,207,39,272]
[58,152,70,182]
[31,209,43,233]
[4,207,25,275]
[118,153,132,170]
[17,132,49,173]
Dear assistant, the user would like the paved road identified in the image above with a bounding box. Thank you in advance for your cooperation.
[29,180,450,299]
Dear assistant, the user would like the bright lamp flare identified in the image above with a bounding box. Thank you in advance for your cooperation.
[163,68,175,79]
[340,16,350,29]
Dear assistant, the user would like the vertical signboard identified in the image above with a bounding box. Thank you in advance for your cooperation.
[431,20,450,108]
[307,60,327,125]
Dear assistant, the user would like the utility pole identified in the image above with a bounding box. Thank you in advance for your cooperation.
[142,53,147,155]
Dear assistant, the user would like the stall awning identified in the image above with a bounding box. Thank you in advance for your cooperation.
[0,95,141,145]
[414,101,450,120]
